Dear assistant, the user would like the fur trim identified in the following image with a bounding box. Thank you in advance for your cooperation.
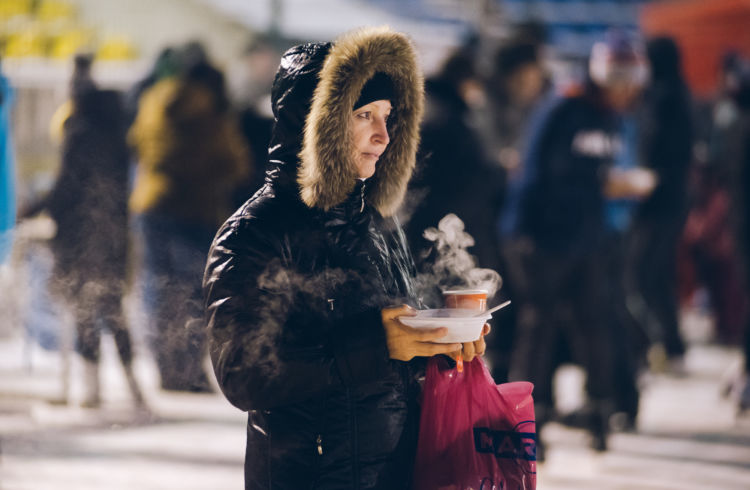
[298,26,424,216]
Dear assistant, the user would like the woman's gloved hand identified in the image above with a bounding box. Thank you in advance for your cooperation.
[449,323,491,363]
[382,304,462,361]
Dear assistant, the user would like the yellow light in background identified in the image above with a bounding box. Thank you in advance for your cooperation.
[3,26,46,58]
[49,28,93,59]
[0,0,141,62]
[36,0,76,22]
[97,34,138,61]
[0,0,34,20]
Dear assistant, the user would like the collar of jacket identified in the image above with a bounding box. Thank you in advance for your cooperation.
[322,179,371,224]
[266,26,424,218]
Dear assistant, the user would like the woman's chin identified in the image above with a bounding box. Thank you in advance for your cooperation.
[356,160,377,179]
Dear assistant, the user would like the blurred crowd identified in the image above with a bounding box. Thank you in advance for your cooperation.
[411,27,750,459]
[410,26,750,458]
[2,21,750,460]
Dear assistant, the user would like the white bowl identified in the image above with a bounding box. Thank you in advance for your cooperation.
[398,308,491,343]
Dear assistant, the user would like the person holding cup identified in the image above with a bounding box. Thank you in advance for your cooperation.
[204,27,489,489]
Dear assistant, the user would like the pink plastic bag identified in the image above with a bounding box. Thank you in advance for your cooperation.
[413,356,536,490]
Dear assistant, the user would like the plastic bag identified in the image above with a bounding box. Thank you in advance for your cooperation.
[413,356,536,490]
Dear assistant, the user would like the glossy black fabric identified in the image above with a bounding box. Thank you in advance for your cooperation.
[203,42,421,490]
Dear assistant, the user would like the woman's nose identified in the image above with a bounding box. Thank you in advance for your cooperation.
[373,117,390,146]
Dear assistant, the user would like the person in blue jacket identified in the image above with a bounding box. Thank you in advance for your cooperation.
[501,30,653,455]
[0,62,15,264]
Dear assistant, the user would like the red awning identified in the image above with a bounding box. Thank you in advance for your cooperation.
[640,0,750,98]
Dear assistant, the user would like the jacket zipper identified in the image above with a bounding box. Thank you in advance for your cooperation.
[359,182,366,213]
[349,387,359,488]
[314,394,327,488]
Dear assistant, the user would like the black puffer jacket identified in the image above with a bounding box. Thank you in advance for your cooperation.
[203,27,424,490]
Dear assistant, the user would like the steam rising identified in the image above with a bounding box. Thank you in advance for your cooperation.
[240,259,369,378]
[415,213,502,308]
[220,214,502,380]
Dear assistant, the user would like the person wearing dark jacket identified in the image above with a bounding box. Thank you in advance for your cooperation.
[406,50,506,275]
[481,40,547,178]
[23,54,145,408]
[628,36,693,365]
[129,56,249,392]
[713,58,750,412]
[733,71,750,413]
[501,31,652,455]
[203,27,487,489]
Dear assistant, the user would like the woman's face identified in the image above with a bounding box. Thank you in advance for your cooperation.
[351,99,391,179]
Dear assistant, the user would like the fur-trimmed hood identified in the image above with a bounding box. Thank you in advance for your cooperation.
[268,26,424,217]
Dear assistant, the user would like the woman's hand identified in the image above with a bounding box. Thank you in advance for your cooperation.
[449,323,491,363]
[382,305,462,361]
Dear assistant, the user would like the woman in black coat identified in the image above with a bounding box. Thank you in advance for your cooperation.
[203,27,489,489]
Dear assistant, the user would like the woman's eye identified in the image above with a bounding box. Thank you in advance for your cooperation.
[357,112,371,120]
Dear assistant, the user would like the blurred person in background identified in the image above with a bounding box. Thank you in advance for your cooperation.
[129,46,249,393]
[682,162,746,344]
[706,56,750,412]
[20,54,146,409]
[481,39,547,180]
[230,32,278,111]
[479,36,549,384]
[592,36,659,428]
[501,30,652,456]
[626,37,693,373]
[681,52,749,347]
[0,58,15,265]
[123,46,181,125]
[405,48,506,285]
[729,62,750,413]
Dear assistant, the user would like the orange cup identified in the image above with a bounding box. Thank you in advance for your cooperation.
[442,289,488,311]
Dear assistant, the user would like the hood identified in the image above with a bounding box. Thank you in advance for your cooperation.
[268,26,424,217]
[646,37,681,83]
[74,89,126,129]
